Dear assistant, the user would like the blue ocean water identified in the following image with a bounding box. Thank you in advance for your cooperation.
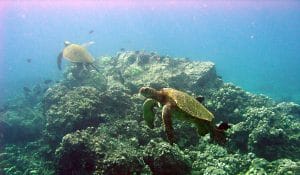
[1,1,300,104]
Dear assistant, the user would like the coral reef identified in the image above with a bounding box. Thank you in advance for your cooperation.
[99,51,219,94]
[203,83,274,123]
[0,100,44,144]
[228,103,300,161]
[55,127,145,175]
[55,129,97,175]
[191,137,252,175]
[1,51,300,175]
[143,140,192,175]
[0,141,54,175]
[43,86,106,148]
[62,63,108,90]
[245,158,300,175]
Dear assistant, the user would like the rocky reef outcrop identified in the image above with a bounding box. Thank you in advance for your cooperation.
[1,51,299,175]
[229,102,300,160]
[143,140,192,175]
[55,127,145,175]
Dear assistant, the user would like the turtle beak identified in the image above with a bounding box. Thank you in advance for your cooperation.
[138,87,147,100]
[139,87,145,94]
[137,93,146,100]
[139,87,147,97]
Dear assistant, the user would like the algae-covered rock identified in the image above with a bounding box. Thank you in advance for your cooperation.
[43,86,106,147]
[99,51,219,94]
[191,137,252,175]
[62,63,108,90]
[143,140,192,175]
[55,127,145,175]
[204,83,273,123]
[0,106,44,144]
[99,140,144,175]
[55,130,96,175]
[245,158,300,175]
[0,141,55,175]
[228,103,300,161]
[106,119,163,146]
[43,84,69,111]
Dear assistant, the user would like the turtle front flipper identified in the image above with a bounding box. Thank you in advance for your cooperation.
[57,52,63,70]
[143,99,157,129]
[81,41,95,47]
[162,103,175,144]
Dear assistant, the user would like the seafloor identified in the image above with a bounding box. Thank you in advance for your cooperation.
[0,51,299,175]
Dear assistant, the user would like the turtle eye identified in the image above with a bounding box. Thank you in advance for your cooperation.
[140,87,154,98]
[142,88,152,97]
[144,88,150,93]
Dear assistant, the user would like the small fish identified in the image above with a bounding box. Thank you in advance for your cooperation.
[89,30,94,34]
[27,59,32,63]
[44,79,53,84]
[120,48,125,52]
[23,87,31,93]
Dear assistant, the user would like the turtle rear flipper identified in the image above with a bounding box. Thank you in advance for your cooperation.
[196,96,205,103]
[211,122,230,145]
[81,41,95,47]
[57,52,63,70]
[217,122,231,130]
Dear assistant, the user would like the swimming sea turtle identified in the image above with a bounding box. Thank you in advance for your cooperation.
[57,41,100,72]
[139,87,230,144]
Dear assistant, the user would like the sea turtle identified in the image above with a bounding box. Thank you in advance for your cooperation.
[139,87,230,144]
[57,41,100,72]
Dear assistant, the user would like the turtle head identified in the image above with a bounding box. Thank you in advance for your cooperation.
[64,41,72,46]
[139,87,157,99]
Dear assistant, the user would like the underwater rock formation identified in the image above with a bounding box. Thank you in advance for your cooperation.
[43,86,106,147]
[143,140,192,175]
[0,104,44,144]
[99,51,219,94]
[191,137,252,175]
[55,129,97,175]
[55,127,145,175]
[203,83,274,123]
[228,102,300,161]
[62,63,108,90]
[1,50,300,175]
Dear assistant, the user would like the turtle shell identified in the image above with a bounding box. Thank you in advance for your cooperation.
[62,44,94,63]
[162,88,214,122]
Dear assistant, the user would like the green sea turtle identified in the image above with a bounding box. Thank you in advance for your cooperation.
[57,41,100,72]
[139,87,230,144]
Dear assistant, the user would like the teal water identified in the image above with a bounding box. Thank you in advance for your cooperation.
[1,1,300,104]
